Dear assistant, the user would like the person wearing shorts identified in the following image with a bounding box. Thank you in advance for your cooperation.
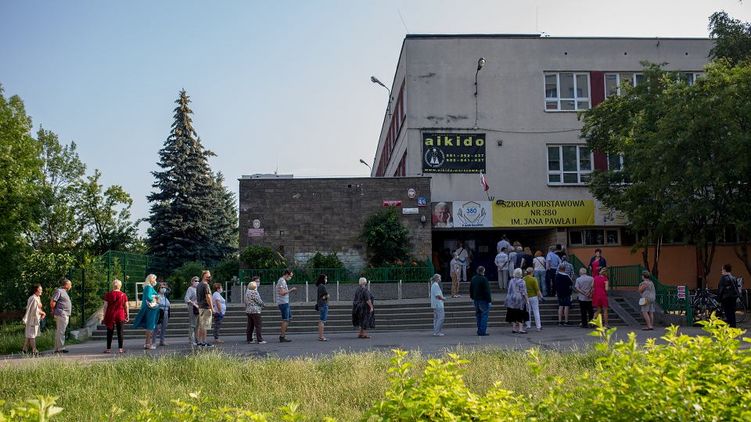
[316,274,329,341]
[276,270,296,342]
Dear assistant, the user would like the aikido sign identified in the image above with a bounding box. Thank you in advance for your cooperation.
[493,200,595,227]
[422,132,486,173]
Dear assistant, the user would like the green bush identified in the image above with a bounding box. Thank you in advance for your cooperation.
[307,252,344,270]
[361,208,411,266]
[240,246,287,270]
[167,261,205,299]
[211,257,239,284]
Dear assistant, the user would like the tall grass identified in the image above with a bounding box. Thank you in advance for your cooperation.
[0,323,55,355]
[0,349,593,421]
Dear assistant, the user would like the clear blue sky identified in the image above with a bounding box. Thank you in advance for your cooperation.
[1,0,749,232]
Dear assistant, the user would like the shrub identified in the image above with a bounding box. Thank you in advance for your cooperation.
[167,261,204,299]
[240,246,287,270]
[307,252,344,270]
[361,209,411,266]
[211,258,239,284]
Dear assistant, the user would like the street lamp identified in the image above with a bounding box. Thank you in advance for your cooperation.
[359,158,372,170]
[370,76,393,116]
[474,57,486,128]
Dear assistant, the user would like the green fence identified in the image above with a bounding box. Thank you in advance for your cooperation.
[604,263,693,325]
[239,264,436,285]
[101,250,169,296]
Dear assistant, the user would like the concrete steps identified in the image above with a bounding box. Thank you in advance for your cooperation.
[89,299,628,339]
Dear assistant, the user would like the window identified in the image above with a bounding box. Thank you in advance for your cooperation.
[607,154,624,171]
[604,72,643,97]
[569,229,620,246]
[544,72,590,111]
[679,72,703,85]
[547,145,592,185]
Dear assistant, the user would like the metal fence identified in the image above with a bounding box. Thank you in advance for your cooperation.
[239,264,436,285]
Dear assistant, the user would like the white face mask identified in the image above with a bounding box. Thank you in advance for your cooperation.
[160,288,166,294]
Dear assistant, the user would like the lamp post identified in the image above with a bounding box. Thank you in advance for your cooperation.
[474,57,486,128]
[370,76,393,116]
[359,158,372,171]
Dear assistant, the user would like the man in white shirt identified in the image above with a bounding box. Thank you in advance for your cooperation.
[455,241,470,283]
[574,268,594,328]
[494,247,509,290]
[430,274,446,336]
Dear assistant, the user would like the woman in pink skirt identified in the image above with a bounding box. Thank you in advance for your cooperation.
[592,267,609,327]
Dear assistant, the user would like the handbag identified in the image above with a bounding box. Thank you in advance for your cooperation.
[638,297,648,306]
[147,299,159,309]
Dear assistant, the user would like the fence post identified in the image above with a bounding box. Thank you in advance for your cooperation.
[398,279,402,300]
[336,281,340,302]
[305,281,309,303]
[80,268,86,328]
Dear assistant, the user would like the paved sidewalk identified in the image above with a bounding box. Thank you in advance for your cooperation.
[0,324,714,366]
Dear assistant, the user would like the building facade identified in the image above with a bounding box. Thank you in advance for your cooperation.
[238,175,432,270]
[370,35,726,285]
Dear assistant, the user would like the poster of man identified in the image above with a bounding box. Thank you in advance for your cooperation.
[432,202,453,228]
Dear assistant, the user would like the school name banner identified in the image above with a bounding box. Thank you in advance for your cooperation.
[492,200,595,227]
[422,132,486,174]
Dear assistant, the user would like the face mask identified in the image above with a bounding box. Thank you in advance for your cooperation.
[160,288,166,294]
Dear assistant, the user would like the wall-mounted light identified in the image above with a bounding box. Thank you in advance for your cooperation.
[420,215,427,226]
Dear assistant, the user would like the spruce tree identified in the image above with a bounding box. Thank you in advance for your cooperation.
[147,90,215,270]
[206,172,238,262]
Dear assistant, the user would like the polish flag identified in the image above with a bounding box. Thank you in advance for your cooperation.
[480,172,489,192]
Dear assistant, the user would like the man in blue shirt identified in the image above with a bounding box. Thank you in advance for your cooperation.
[545,246,561,297]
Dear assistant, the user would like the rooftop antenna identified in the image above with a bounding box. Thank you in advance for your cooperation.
[397,8,409,33]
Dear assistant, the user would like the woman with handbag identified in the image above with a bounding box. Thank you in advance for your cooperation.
[352,277,375,339]
[22,284,46,355]
[245,277,265,344]
[154,282,171,346]
[638,270,656,331]
[133,274,160,350]
[592,267,610,328]
[506,268,529,334]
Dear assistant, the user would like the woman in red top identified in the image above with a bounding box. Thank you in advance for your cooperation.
[102,279,129,353]
[592,267,609,327]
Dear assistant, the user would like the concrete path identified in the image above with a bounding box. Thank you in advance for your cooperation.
[0,324,716,366]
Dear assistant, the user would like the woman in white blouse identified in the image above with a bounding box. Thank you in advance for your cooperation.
[22,284,46,355]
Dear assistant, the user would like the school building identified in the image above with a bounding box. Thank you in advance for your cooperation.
[368,34,749,287]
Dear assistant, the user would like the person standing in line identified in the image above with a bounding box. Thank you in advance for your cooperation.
[430,274,446,336]
[523,267,543,331]
[496,235,511,255]
[638,270,656,331]
[574,268,594,328]
[561,254,575,280]
[588,249,607,275]
[554,264,573,326]
[102,279,129,353]
[717,264,739,328]
[592,267,610,327]
[195,271,214,347]
[532,251,547,296]
[352,277,375,339]
[545,246,561,297]
[22,284,46,355]
[495,247,509,291]
[450,253,461,298]
[184,276,199,346]
[521,247,534,271]
[455,241,470,283]
[154,282,171,346]
[212,283,226,344]
[50,278,72,353]
[245,277,265,344]
[508,246,519,281]
[133,274,160,350]
[469,266,492,336]
[506,268,529,334]
[316,274,329,341]
[276,269,297,342]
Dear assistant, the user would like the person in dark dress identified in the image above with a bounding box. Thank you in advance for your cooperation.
[352,277,375,338]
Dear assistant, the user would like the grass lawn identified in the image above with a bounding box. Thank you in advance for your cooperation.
[0,323,79,355]
[0,349,593,421]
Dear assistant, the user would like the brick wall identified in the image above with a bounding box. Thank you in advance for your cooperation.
[239,177,432,270]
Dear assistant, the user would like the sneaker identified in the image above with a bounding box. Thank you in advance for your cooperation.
[558,322,564,326]
[149,345,157,350]
[257,340,267,344]
[204,343,215,348]
[214,339,224,344]
[279,336,292,343]
[433,333,445,336]
[537,327,542,332]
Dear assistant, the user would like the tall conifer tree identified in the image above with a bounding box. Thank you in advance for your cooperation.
[206,172,238,261]
[147,90,215,270]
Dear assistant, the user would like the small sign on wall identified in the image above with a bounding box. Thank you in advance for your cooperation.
[677,286,686,299]
[402,208,419,215]
[383,200,402,207]
[248,228,265,238]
